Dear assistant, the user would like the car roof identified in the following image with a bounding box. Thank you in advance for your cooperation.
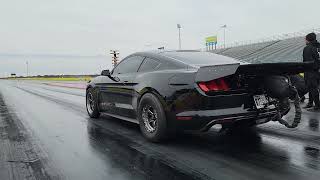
[132,50,244,68]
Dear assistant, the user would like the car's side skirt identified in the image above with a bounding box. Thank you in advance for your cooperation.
[102,112,139,124]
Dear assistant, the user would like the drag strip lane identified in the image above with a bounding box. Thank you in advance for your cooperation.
[13,80,320,145]
[1,80,320,180]
[0,81,141,180]
[14,85,86,114]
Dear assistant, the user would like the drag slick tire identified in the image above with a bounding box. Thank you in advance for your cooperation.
[138,93,168,142]
[86,88,100,118]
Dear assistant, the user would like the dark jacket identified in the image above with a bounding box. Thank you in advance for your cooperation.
[303,40,320,82]
[290,74,307,97]
[303,40,320,64]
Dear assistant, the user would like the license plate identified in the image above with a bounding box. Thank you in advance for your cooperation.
[253,95,268,109]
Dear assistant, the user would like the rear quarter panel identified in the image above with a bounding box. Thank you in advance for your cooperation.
[134,69,197,112]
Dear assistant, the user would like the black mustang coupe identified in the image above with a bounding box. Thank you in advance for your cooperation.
[86,50,310,142]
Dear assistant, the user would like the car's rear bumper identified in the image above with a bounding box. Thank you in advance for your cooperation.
[171,107,278,131]
[166,90,279,131]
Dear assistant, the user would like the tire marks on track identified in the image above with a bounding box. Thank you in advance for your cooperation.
[14,85,86,115]
[0,91,57,180]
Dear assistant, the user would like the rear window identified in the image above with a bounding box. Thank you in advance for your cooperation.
[163,51,238,66]
[139,58,161,72]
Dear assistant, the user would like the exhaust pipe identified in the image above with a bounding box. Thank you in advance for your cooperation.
[264,76,301,128]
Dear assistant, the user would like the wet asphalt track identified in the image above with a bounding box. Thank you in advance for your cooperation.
[0,80,320,180]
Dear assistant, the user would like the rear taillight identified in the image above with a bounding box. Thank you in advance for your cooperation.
[198,78,229,92]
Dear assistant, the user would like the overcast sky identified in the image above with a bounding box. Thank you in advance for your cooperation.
[1,0,320,57]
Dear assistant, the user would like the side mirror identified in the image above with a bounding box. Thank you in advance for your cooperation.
[101,70,110,76]
[101,69,120,82]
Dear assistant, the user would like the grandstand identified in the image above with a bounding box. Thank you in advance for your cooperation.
[209,33,319,63]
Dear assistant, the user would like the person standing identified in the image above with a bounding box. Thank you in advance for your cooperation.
[303,32,320,111]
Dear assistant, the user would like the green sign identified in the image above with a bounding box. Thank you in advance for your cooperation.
[205,36,217,43]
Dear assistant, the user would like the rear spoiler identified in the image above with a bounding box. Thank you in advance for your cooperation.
[236,62,315,75]
[195,62,315,82]
[195,63,240,82]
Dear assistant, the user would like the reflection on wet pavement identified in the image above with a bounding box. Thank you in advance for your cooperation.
[88,116,320,179]
[308,118,319,131]
[87,119,198,180]
[304,146,320,169]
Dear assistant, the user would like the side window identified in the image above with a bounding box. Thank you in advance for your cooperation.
[138,58,161,72]
[112,56,144,74]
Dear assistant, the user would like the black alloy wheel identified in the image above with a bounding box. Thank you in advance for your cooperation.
[86,88,100,118]
[138,93,168,142]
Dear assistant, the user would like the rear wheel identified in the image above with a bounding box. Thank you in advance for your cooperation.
[138,93,168,142]
[86,88,100,118]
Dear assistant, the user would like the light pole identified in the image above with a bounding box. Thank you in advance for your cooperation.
[177,24,182,50]
[26,61,29,77]
[221,25,227,48]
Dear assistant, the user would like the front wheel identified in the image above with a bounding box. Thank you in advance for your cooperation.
[86,88,100,118]
[138,93,168,142]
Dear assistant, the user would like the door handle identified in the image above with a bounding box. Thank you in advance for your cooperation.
[124,80,129,83]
